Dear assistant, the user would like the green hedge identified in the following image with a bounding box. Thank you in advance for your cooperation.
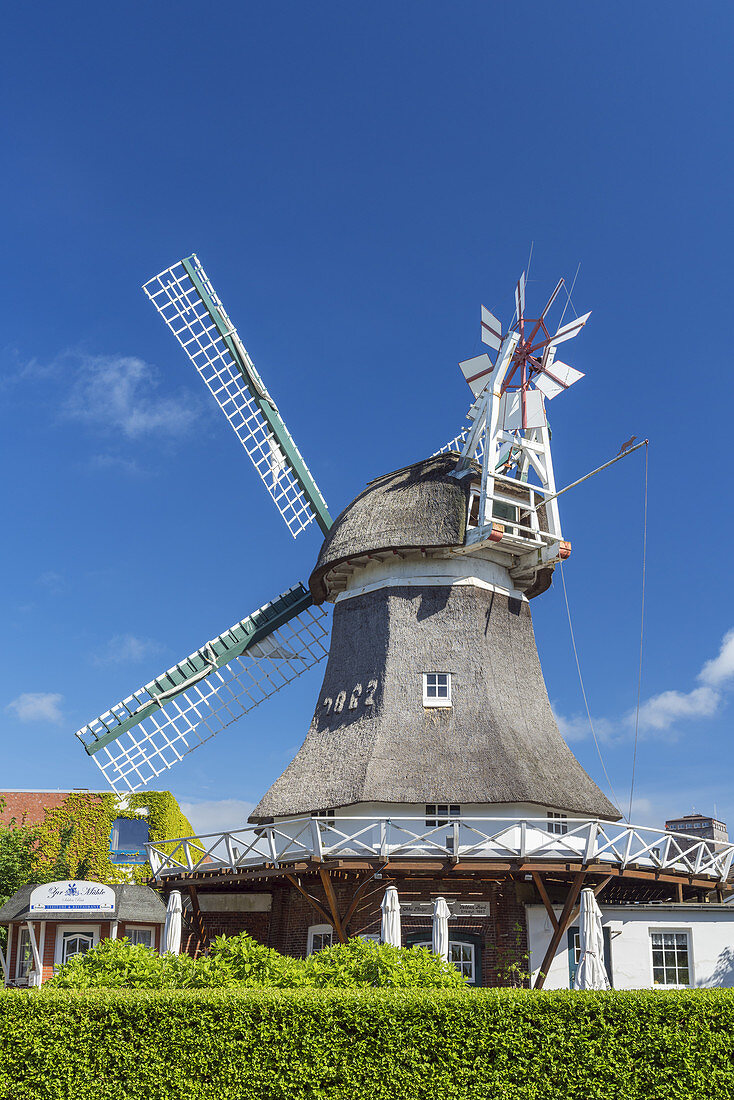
[1,988,734,1100]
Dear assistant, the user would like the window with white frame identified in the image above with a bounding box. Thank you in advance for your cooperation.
[650,931,691,986]
[312,808,335,829]
[54,925,98,969]
[307,924,333,955]
[415,939,476,983]
[60,930,95,965]
[128,927,154,948]
[425,804,461,827]
[547,811,568,835]
[16,927,33,980]
[450,941,476,982]
[423,673,451,707]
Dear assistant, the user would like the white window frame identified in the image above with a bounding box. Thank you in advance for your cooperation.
[15,927,34,981]
[425,803,461,827]
[127,925,155,948]
[415,938,476,983]
[649,928,693,988]
[547,810,568,836]
[54,925,99,968]
[307,924,333,955]
[423,672,452,708]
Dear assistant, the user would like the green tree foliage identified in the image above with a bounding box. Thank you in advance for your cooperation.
[2,987,734,1099]
[0,805,36,948]
[48,932,466,990]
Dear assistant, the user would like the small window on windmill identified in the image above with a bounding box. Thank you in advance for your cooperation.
[426,804,461,827]
[546,811,568,836]
[468,489,481,529]
[423,673,451,708]
[312,808,335,830]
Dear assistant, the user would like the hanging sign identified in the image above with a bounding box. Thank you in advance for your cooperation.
[400,899,491,918]
[29,881,115,913]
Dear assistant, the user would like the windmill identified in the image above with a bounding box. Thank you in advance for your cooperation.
[75,258,594,803]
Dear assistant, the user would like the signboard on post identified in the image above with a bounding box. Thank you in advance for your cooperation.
[29,881,115,913]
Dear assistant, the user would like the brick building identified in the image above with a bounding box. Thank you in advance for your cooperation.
[0,882,166,986]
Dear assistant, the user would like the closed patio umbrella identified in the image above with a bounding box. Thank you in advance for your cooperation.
[163,890,183,955]
[380,886,401,947]
[432,896,450,962]
[573,888,609,990]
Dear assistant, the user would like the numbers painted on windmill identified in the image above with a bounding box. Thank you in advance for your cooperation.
[320,680,378,716]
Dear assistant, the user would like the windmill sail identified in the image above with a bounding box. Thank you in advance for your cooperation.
[143,255,332,539]
[76,584,329,792]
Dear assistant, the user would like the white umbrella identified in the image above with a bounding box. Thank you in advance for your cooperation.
[573,888,609,990]
[432,896,450,962]
[380,886,401,947]
[162,890,183,955]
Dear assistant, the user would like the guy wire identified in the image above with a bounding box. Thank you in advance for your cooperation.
[627,440,649,822]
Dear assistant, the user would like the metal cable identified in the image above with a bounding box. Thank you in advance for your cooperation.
[627,441,649,822]
[559,559,624,816]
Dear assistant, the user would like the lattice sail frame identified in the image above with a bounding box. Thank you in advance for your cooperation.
[76,585,330,792]
[143,255,331,539]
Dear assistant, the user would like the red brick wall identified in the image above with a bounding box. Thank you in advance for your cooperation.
[0,791,102,826]
[190,877,530,987]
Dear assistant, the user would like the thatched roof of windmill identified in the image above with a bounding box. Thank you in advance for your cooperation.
[252,583,620,822]
[310,453,474,603]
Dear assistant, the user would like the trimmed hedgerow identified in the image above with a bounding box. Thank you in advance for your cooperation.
[1,988,733,1100]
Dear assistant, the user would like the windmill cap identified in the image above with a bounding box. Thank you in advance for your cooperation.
[310,454,477,604]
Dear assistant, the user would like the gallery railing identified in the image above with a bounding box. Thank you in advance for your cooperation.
[146,815,734,883]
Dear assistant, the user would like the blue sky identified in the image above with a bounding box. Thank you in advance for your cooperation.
[2,3,734,837]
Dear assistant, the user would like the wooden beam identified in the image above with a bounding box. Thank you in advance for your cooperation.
[534,871,585,990]
[318,866,347,944]
[284,874,332,927]
[531,872,558,931]
[342,869,387,930]
[186,885,210,954]
[566,875,614,929]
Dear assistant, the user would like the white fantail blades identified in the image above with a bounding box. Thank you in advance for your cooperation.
[548,310,591,348]
[539,278,565,322]
[459,353,494,396]
[499,389,546,431]
[480,306,502,351]
[515,271,526,324]
[534,361,585,400]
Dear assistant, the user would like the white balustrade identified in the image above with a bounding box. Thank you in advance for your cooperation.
[146,816,734,883]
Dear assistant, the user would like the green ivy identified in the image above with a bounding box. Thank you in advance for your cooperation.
[31,791,193,886]
[1,987,734,1099]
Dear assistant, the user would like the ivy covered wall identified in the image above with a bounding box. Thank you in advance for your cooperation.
[26,791,193,886]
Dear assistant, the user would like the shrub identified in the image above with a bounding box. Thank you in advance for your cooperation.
[300,937,466,988]
[49,933,465,990]
[2,988,734,1100]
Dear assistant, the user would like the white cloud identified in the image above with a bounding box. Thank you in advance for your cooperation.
[65,354,197,439]
[6,692,64,724]
[178,799,256,837]
[92,634,163,667]
[556,627,734,744]
[634,685,720,733]
[553,707,617,743]
[699,629,734,688]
